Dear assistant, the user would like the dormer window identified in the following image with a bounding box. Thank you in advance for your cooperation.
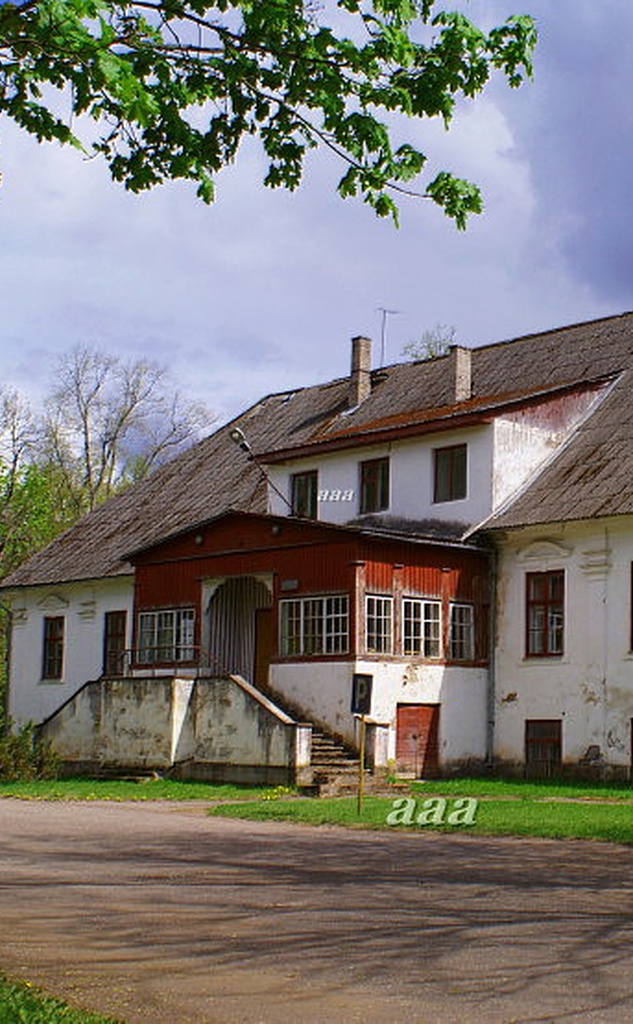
[291,470,318,518]
[359,457,389,514]
[433,444,467,503]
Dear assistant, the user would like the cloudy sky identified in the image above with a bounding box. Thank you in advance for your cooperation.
[1,1,632,426]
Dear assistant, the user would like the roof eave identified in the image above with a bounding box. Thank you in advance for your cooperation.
[258,376,617,464]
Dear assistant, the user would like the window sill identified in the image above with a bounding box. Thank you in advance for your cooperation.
[275,653,352,663]
[521,656,568,665]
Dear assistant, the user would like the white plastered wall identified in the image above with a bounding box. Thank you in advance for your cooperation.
[268,426,494,528]
[494,517,633,770]
[7,576,134,725]
[270,659,487,767]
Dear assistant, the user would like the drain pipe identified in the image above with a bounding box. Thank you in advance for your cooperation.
[486,544,497,772]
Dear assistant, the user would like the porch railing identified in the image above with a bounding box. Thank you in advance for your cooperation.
[103,646,231,678]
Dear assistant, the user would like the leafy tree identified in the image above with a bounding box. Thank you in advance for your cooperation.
[0,0,536,224]
[0,461,76,578]
[0,388,69,578]
[40,345,212,513]
[402,322,456,360]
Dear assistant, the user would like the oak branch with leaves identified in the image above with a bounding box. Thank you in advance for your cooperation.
[0,0,536,224]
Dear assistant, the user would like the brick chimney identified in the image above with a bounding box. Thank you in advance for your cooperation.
[349,335,372,407]
[450,344,472,403]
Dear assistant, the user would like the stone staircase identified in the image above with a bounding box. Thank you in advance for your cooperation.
[310,727,368,795]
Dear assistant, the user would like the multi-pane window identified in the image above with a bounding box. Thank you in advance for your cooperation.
[526,571,564,656]
[137,608,195,663]
[403,598,441,657]
[449,603,474,661]
[366,595,393,654]
[42,616,64,679]
[434,444,467,503]
[359,457,389,514]
[280,600,303,656]
[279,596,348,656]
[291,471,318,519]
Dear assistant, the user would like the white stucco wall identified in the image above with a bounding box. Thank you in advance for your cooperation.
[494,518,633,771]
[491,388,609,511]
[7,577,134,725]
[271,658,487,767]
[493,416,566,510]
[268,426,494,529]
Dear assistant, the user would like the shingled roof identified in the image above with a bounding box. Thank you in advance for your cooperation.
[5,310,633,588]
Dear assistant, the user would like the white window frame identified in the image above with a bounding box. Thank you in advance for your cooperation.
[365,595,393,654]
[279,595,349,657]
[449,602,474,661]
[137,608,195,663]
[402,598,442,658]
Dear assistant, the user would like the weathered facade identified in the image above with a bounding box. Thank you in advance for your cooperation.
[7,313,633,780]
[127,512,490,771]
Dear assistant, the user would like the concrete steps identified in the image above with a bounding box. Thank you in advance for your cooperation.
[256,683,376,793]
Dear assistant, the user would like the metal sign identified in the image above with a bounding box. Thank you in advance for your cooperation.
[351,673,373,716]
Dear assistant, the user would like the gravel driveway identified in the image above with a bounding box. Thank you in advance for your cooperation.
[1,798,633,1022]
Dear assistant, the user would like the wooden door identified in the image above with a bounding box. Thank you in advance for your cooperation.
[396,704,440,777]
[254,608,274,691]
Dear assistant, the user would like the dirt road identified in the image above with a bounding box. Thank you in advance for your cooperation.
[1,798,633,1022]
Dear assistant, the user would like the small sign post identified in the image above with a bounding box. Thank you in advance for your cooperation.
[351,674,373,815]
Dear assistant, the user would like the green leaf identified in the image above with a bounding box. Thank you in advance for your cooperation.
[0,0,537,225]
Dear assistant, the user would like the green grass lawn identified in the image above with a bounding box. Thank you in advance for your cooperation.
[208,786,633,844]
[3,775,633,844]
[0,777,291,802]
[0,973,119,1023]
[409,776,633,800]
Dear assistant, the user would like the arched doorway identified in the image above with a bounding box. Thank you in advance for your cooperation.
[205,576,273,685]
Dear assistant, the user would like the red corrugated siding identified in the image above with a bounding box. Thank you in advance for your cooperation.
[136,536,489,608]
[135,562,199,609]
[364,545,488,601]
[133,516,490,669]
[135,538,362,610]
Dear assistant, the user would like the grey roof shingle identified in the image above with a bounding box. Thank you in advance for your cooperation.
[6,311,633,587]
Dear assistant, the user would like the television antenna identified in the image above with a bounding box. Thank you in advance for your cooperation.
[377,307,402,365]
